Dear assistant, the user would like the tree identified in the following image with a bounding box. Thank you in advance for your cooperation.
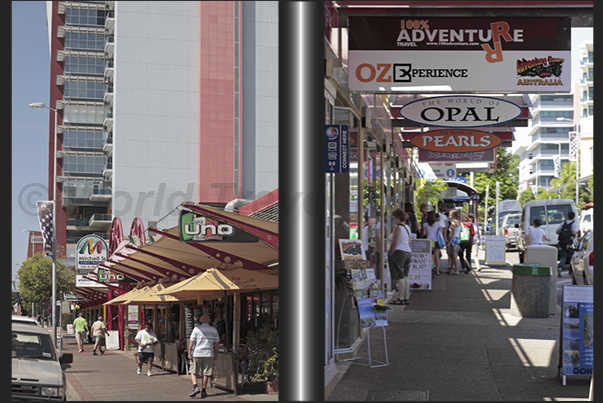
[415,178,447,219]
[519,187,535,205]
[468,147,520,216]
[16,253,75,311]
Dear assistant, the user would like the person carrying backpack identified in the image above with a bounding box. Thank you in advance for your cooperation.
[555,211,578,277]
[459,213,476,274]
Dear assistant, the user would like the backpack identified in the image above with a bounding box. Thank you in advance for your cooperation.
[460,222,473,243]
[557,221,573,246]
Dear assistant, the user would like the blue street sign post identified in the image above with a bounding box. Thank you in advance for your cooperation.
[325,125,349,174]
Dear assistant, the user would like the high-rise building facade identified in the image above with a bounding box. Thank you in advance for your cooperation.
[45,1,278,268]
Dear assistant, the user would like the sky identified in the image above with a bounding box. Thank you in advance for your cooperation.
[12,1,51,285]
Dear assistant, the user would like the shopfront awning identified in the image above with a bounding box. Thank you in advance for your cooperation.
[93,203,279,286]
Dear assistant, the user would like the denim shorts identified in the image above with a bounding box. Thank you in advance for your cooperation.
[451,236,461,246]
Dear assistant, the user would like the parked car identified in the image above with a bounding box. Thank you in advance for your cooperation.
[497,213,521,251]
[570,229,594,285]
[579,208,593,238]
[12,323,73,401]
[12,316,41,327]
[517,198,579,263]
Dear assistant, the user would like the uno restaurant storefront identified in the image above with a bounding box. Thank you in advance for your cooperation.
[75,202,278,393]
[324,3,574,396]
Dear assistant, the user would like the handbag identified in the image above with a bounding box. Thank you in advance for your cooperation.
[436,227,446,249]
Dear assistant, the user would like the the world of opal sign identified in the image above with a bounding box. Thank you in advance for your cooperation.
[397,95,522,127]
[348,17,571,93]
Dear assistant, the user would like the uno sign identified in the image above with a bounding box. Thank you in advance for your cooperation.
[410,129,502,152]
[398,96,522,127]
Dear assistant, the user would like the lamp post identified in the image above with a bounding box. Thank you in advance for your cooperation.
[557,117,580,207]
[29,102,59,351]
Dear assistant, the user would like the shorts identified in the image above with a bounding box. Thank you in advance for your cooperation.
[75,331,86,341]
[93,336,103,343]
[190,356,214,377]
[138,352,155,363]
[388,250,411,282]
[451,236,461,246]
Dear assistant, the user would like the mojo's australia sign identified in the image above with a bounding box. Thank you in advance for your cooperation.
[179,210,259,243]
[348,17,570,93]
[76,235,108,271]
[396,96,522,127]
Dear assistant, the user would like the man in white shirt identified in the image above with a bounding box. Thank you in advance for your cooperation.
[188,315,220,398]
[134,323,159,376]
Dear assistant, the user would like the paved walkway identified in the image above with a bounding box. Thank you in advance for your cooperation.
[327,249,593,401]
[61,336,277,401]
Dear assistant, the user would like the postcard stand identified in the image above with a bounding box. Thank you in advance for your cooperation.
[339,324,390,369]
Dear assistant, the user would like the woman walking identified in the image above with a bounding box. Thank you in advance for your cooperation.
[388,209,413,306]
[424,211,442,275]
[446,210,461,274]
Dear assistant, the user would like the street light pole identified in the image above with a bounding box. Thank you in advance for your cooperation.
[29,102,59,352]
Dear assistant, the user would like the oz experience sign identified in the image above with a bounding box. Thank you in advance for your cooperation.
[325,125,349,173]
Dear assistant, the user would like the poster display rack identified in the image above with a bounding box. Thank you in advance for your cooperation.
[338,240,390,368]
[558,285,593,386]
[485,235,506,265]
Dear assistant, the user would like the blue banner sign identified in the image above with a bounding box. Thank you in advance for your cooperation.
[325,125,349,174]
[560,285,593,383]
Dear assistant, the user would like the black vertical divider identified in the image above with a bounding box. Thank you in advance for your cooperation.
[279,2,325,401]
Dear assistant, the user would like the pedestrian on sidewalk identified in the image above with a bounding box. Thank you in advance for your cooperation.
[526,218,551,246]
[446,210,461,274]
[424,211,442,275]
[458,213,476,274]
[90,316,108,355]
[388,209,412,306]
[135,323,159,376]
[73,313,89,353]
[556,211,578,277]
[188,315,220,398]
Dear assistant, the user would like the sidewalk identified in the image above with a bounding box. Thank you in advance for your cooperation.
[61,336,277,401]
[327,248,592,401]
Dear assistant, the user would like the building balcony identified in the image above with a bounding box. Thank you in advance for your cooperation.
[103,132,113,156]
[105,12,115,34]
[104,61,114,80]
[104,37,114,58]
[103,111,113,131]
[102,162,113,180]
[88,213,112,230]
[104,86,113,105]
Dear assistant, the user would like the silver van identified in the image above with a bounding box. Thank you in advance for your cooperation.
[517,198,578,262]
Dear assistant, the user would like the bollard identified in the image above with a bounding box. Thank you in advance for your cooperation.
[510,263,551,318]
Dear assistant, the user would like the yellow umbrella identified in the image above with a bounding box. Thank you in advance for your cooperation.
[103,286,145,306]
[121,282,194,305]
[154,268,278,297]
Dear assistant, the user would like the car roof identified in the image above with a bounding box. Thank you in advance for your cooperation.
[12,316,38,323]
[12,323,51,335]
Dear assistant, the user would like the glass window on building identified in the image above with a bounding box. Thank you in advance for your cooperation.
[64,56,105,75]
[64,129,104,149]
[64,80,106,100]
[63,104,108,125]
[65,32,105,51]
[63,154,106,174]
[66,8,106,26]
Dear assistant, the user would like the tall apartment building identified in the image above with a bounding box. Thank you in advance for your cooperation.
[517,39,593,195]
[45,1,278,268]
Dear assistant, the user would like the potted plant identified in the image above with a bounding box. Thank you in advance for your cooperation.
[245,323,278,394]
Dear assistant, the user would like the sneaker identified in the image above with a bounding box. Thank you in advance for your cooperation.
[92,350,98,356]
[147,371,152,377]
[201,389,208,398]
[100,349,105,355]
[137,368,141,375]
[189,386,200,397]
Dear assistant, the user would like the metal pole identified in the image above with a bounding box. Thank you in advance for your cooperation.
[484,185,489,235]
[495,181,500,236]
[52,106,58,353]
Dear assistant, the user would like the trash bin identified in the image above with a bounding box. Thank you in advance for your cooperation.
[510,262,552,318]
[525,245,558,315]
